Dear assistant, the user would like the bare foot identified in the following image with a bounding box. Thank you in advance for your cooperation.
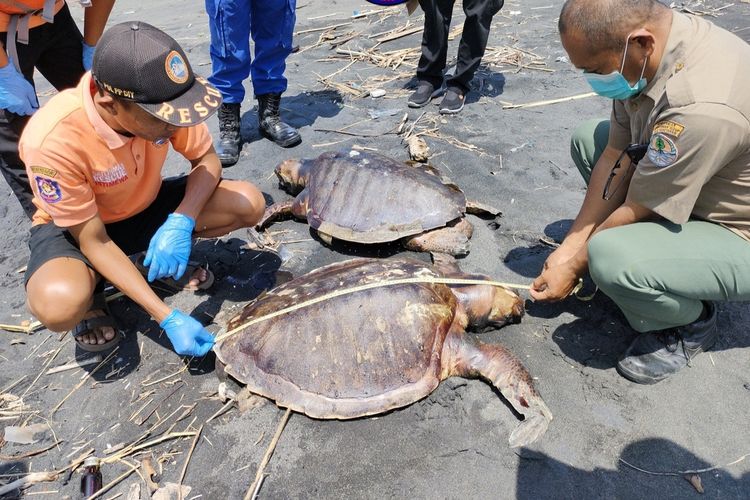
[77,309,116,346]
[185,267,209,289]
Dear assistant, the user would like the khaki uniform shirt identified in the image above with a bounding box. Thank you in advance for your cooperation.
[608,12,750,241]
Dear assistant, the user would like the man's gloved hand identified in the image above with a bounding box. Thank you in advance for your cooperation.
[82,43,96,71]
[143,213,195,282]
[160,309,215,356]
[0,63,38,115]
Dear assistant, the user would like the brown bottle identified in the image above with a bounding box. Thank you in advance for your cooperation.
[80,456,103,497]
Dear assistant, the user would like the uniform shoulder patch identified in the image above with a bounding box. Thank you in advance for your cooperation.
[35,176,63,204]
[652,120,685,138]
[647,133,679,168]
[31,166,58,177]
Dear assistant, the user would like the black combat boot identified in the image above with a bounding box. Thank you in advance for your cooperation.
[217,103,241,167]
[616,301,719,384]
[257,93,301,148]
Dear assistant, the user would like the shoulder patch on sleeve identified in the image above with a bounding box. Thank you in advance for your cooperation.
[652,120,685,138]
[35,176,63,204]
[647,133,679,167]
[30,166,58,178]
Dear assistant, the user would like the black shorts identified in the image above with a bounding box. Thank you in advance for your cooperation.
[24,177,188,286]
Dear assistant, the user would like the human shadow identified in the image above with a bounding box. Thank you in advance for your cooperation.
[466,66,507,104]
[240,89,344,144]
[502,219,574,279]
[516,438,750,499]
[79,239,283,379]
[0,460,29,498]
[550,298,750,371]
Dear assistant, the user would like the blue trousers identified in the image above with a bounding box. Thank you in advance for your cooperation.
[205,0,296,103]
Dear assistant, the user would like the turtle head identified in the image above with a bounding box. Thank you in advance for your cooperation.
[275,159,311,195]
[455,282,525,331]
[486,287,525,328]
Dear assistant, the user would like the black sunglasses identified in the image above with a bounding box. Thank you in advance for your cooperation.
[602,143,649,201]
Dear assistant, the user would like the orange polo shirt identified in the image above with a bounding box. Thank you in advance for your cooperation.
[19,73,213,227]
[0,0,65,32]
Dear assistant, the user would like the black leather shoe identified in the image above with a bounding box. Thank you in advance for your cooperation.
[616,302,718,384]
[217,103,241,167]
[257,93,301,148]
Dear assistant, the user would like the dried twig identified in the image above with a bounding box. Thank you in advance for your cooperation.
[85,461,140,500]
[619,453,750,476]
[294,22,350,35]
[50,347,119,416]
[243,409,292,500]
[46,355,103,375]
[102,431,196,464]
[0,320,43,334]
[0,440,62,461]
[0,471,58,496]
[141,365,187,387]
[178,424,203,487]
[502,92,597,109]
[376,26,422,43]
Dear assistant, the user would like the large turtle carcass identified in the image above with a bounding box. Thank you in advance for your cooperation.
[215,257,552,448]
[258,149,500,256]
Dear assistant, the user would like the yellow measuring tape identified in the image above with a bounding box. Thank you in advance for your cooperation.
[214,276,530,344]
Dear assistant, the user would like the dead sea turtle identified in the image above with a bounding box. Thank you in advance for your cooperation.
[215,257,552,447]
[258,149,500,256]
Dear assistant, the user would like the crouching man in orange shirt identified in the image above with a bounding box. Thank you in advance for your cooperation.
[18,22,265,356]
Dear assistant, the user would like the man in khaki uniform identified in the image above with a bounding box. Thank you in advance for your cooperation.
[530,0,750,384]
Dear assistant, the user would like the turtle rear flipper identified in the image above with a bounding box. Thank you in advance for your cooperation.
[442,329,552,448]
[403,218,473,256]
[257,192,309,229]
[466,200,502,218]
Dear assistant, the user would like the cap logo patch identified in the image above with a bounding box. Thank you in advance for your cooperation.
[647,133,678,167]
[35,176,62,204]
[165,51,188,84]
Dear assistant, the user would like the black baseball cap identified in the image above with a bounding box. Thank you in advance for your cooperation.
[91,21,222,127]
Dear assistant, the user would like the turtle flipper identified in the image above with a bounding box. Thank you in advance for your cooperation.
[442,329,552,448]
[257,200,295,229]
[257,192,309,230]
[465,200,502,218]
[403,218,473,256]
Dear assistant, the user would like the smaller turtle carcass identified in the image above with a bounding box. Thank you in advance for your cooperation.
[258,149,500,256]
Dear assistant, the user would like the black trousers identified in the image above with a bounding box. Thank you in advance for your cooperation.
[0,4,85,218]
[416,0,504,93]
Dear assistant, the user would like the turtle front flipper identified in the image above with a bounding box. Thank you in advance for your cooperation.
[441,329,552,448]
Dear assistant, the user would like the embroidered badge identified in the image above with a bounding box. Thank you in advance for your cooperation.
[165,50,188,84]
[92,163,129,187]
[30,166,58,178]
[647,133,679,167]
[652,120,685,138]
[35,176,62,204]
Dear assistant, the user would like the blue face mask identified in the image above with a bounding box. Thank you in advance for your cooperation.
[584,34,648,100]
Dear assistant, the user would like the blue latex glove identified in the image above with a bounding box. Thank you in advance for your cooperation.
[143,213,195,282]
[0,63,38,115]
[160,309,215,356]
[82,43,96,71]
